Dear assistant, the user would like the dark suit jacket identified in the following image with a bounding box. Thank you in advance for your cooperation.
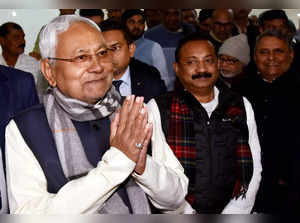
[0,65,39,150]
[129,58,167,103]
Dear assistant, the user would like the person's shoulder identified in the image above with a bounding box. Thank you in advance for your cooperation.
[131,58,160,75]
[13,103,44,120]
[0,65,34,82]
[145,24,164,35]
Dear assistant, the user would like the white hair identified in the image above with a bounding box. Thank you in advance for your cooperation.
[39,15,101,60]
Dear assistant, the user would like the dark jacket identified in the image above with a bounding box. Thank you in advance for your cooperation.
[130,58,166,103]
[155,82,248,213]
[0,65,39,150]
[236,71,300,213]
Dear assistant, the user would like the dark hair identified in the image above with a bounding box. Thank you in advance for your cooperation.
[0,22,23,37]
[121,9,146,24]
[79,9,104,19]
[99,18,133,44]
[258,9,288,27]
[255,29,294,53]
[198,9,214,23]
[175,32,214,62]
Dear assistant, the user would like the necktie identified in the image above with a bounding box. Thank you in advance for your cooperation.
[113,80,123,93]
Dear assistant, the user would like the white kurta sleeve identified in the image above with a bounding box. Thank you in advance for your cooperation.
[5,120,136,214]
[222,97,262,214]
[132,99,189,212]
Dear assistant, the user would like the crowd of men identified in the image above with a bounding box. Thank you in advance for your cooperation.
[0,8,299,214]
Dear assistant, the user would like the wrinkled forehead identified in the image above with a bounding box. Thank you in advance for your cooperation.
[56,21,106,51]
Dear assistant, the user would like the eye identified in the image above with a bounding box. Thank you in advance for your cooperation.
[205,58,215,64]
[109,45,121,52]
[73,54,90,63]
[185,60,196,65]
[97,49,108,56]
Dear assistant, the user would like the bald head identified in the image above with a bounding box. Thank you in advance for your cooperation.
[211,9,234,41]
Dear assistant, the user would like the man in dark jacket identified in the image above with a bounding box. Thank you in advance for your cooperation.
[237,29,300,213]
[149,32,262,213]
[0,65,39,213]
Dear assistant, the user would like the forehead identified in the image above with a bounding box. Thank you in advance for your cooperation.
[164,9,181,15]
[102,30,126,43]
[56,22,104,52]
[264,18,286,27]
[128,14,144,21]
[180,40,216,58]
[256,36,289,50]
[6,25,24,35]
[214,11,232,22]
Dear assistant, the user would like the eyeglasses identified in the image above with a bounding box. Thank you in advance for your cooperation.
[219,57,239,65]
[47,49,110,66]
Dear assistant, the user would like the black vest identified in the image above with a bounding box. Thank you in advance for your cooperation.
[155,83,249,213]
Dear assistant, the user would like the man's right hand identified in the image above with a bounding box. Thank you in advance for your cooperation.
[110,95,152,163]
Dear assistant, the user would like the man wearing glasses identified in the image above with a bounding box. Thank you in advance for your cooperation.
[218,34,251,88]
[5,15,188,214]
[209,9,234,52]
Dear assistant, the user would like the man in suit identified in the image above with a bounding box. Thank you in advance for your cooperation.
[100,19,167,102]
[0,64,39,213]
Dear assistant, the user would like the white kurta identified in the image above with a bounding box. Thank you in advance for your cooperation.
[5,105,188,214]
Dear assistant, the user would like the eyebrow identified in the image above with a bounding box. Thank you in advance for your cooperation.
[72,43,108,54]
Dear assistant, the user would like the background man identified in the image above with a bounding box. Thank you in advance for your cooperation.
[209,9,234,52]
[0,22,40,83]
[145,9,195,91]
[5,15,188,214]
[79,9,105,26]
[237,30,300,213]
[0,65,39,213]
[149,33,261,213]
[218,33,251,88]
[144,9,162,29]
[100,19,166,103]
[182,9,199,28]
[121,9,170,90]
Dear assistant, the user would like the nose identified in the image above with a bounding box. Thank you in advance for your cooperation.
[195,60,207,73]
[267,51,275,61]
[88,55,104,73]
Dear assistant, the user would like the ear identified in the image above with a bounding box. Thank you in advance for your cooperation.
[173,61,179,74]
[40,59,57,87]
[259,26,264,34]
[217,58,221,69]
[128,42,136,58]
[289,50,295,63]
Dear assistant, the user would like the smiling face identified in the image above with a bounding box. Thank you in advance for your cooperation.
[41,22,114,104]
[174,40,219,96]
[254,36,294,82]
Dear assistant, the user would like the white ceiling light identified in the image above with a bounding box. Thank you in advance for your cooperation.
[12,11,17,17]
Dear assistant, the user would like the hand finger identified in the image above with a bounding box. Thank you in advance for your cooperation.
[123,96,144,135]
[142,122,153,150]
[110,112,119,143]
[117,95,134,134]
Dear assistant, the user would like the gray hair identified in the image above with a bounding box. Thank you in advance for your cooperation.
[254,29,294,53]
[39,15,101,60]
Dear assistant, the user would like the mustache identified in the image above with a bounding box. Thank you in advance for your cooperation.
[18,44,25,48]
[191,72,213,79]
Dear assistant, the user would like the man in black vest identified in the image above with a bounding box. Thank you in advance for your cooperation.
[150,32,262,213]
[4,15,188,214]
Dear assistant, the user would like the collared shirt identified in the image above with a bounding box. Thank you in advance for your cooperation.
[114,66,132,96]
[0,53,40,83]
[135,36,170,90]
